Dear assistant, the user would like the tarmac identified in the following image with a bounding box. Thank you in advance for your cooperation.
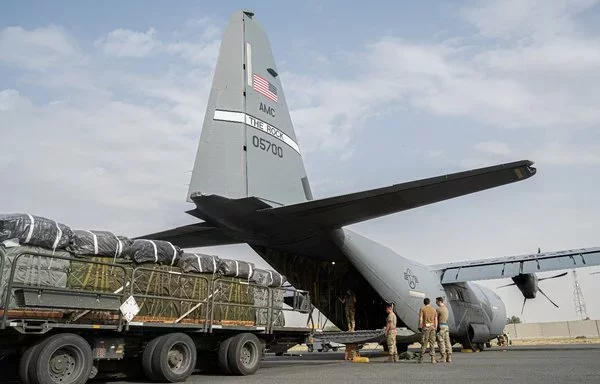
[104,344,599,384]
[2,345,598,383]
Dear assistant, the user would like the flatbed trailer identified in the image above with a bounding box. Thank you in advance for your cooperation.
[0,246,312,384]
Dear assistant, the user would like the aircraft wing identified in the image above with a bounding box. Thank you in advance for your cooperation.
[258,160,536,228]
[135,222,242,248]
[430,247,600,283]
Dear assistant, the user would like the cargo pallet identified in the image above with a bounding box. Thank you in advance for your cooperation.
[0,247,312,384]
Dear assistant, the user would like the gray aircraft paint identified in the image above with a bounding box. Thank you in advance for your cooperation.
[143,10,600,348]
[188,10,309,206]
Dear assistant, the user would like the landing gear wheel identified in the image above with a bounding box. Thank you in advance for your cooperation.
[226,333,262,376]
[30,333,93,384]
[322,344,330,353]
[476,342,485,352]
[19,341,43,384]
[142,335,166,381]
[151,333,197,383]
[218,337,234,374]
[396,343,409,353]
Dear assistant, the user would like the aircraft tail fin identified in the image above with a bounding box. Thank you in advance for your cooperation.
[187,10,311,207]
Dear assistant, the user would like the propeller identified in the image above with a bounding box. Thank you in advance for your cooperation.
[499,271,567,315]
[538,272,568,281]
[497,282,516,289]
[537,287,559,308]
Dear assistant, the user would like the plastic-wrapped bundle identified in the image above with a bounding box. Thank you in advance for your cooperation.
[0,213,73,251]
[68,230,132,258]
[217,259,254,279]
[177,253,219,274]
[251,268,287,288]
[130,239,182,265]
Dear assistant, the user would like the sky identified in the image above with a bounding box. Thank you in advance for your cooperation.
[1,0,600,325]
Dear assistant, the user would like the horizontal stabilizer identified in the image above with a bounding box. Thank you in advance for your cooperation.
[432,247,600,284]
[258,160,536,228]
[135,222,241,248]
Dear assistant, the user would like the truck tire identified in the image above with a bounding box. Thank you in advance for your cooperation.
[322,344,330,353]
[30,333,93,384]
[151,333,197,383]
[307,345,314,353]
[226,333,262,376]
[217,337,234,374]
[19,341,43,384]
[142,335,166,382]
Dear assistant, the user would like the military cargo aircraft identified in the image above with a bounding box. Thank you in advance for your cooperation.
[141,10,600,351]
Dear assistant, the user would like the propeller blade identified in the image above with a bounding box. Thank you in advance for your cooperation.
[497,283,516,289]
[538,272,568,281]
[538,287,559,308]
[521,298,527,315]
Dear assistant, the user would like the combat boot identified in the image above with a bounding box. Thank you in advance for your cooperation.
[446,354,452,363]
[439,353,446,363]
[392,354,398,362]
[431,356,436,364]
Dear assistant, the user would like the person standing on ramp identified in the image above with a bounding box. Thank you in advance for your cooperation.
[339,289,356,332]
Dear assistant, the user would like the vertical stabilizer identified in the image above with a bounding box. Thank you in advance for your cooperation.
[188,10,311,206]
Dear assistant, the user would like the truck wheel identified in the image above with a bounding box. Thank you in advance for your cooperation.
[307,345,314,353]
[322,344,330,352]
[19,341,43,384]
[332,347,339,352]
[217,337,234,375]
[31,333,92,384]
[151,333,197,383]
[142,335,166,381]
[226,333,262,376]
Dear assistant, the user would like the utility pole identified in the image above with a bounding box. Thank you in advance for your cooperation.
[572,270,588,320]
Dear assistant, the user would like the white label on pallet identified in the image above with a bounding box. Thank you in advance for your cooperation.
[120,295,140,323]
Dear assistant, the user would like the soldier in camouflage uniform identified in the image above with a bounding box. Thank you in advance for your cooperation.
[435,297,452,362]
[385,303,397,362]
[339,289,356,332]
[418,297,437,363]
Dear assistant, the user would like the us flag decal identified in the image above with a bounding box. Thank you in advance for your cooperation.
[253,73,278,102]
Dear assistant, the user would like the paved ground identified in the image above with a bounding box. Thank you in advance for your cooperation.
[103,344,600,384]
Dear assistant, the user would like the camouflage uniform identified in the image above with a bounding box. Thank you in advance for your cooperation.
[386,311,397,362]
[343,291,356,331]
[436,304,452,362]
[418,305,437,363]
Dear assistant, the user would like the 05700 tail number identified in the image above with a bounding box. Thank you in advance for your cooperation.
[252,136,283,158]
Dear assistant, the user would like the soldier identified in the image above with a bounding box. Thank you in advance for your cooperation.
[385,303,398,362]
[338,289,356,332]
[435,297,452,363]
[418,297,438,363]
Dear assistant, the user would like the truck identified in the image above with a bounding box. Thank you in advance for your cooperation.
[0,246,312,384]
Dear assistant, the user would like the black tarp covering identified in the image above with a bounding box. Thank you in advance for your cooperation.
[68,230,132,258]
[130,239,182,265]
[217,258,254,279]
[0,214,73,250]
[251,268,287,288]
[177,253,219,274]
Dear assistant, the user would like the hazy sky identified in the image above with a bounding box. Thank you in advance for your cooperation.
[1,0,599,324]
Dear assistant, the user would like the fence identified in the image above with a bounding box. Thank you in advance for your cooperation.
[504,320,600,339]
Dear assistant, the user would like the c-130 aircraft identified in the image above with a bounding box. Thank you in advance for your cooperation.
[141,10,600,351]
